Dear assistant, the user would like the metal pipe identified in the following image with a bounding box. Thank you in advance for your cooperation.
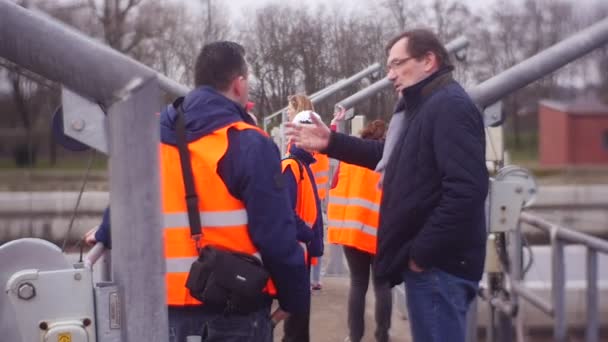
[520,212,608,253]
[586,249,599,342]
[84,242,106,269]
[511,281,553,316]
[108,78,168,342]
[0,1,188,107]
[469,16,608,110]
[0,3,170,340]
[551,237,567,342]
[263,63,382,126]
[336,36,469,111]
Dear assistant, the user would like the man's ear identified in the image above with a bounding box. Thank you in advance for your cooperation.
[423,52,438,73]
[234,76,249,98]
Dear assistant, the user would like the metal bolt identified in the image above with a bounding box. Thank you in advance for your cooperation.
[74,273,82,281]
[17,282,36,300]
[515,187,523,194]
[70,119,85,132]
[39,321,48,330]
[500,218,507,224]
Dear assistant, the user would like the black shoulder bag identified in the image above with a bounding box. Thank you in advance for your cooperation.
[173,99,270,314]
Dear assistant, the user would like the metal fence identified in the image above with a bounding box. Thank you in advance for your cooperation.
[512,212,608,342]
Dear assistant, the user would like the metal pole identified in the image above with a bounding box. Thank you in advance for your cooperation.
[551,234,567,342]
[336,36,469,111]
[311,63,381,103]
[0,0,188,107]
[511,225,526,342]
[108,78,168,342]
[586,249,599,342]
[465,297,478,342]
[0,4,170,342]
[469,16,608,111]
[263,63,382,127]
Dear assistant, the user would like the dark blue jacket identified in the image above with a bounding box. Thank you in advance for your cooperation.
[96,86,310,313]
[324,69,488,285]
[94,207,111,248]
[283,145,324,259]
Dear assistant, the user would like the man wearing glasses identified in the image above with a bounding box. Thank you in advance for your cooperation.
[286,29,488,342]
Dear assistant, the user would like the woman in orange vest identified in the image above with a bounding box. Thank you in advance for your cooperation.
[327,120,392,342]
[281,110,324,342]
[286,94,329,291]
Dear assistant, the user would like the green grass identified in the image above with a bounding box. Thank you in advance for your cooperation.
[505,132,538,164]
[0,156,108,170]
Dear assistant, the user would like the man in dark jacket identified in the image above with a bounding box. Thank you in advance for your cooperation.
[286,29,488,342]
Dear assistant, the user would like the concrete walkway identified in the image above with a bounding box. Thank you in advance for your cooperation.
[273,276,412,341]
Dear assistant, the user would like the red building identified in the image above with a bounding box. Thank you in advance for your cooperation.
[539,95,608,166]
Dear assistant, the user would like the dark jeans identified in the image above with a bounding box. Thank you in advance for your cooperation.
[168,305,272,342]
[403,268,478,342]
[282,265,311,342]
[343,246,393,342]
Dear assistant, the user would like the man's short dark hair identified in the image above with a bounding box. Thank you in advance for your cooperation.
[385,29,452,69]
[194,41,248,91]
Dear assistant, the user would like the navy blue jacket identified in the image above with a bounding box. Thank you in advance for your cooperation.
[283,145,324,259]
[94,207,111,249]
[324,70,488,285]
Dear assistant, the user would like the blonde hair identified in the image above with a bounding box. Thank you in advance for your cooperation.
[287,94,314,113]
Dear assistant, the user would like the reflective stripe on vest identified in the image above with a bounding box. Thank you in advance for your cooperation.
[328,195,380,212]
[163,209,248,228]
[161,121,276,306]
[311,153,330,201]
[327,162,382,255]
[326,219,378,237]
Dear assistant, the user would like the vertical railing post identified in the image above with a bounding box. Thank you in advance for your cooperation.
[551,230,567,342]
[465,297,478,342]
[586,249,599,342]
[511,223,525,342]
[108,78,168,342]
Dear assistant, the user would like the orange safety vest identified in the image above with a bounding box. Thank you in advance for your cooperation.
[160,121,276,306]
[281,156,319,265]
[327,162,382,254]
[310,153,330,201]
[285,142,329,202]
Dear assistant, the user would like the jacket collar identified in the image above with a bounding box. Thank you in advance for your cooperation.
[289,145,316,165]
[395,66,454,114]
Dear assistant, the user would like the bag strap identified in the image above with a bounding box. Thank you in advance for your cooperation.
[173,98,203,241]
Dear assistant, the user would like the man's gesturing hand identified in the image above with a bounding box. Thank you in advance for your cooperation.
[285,113,331,152]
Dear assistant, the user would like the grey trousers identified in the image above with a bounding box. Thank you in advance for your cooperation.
[343,246,393,342]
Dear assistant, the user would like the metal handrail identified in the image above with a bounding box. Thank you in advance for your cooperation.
[520,212,608,253]
[513,211,606,342]
[263,63,382,130]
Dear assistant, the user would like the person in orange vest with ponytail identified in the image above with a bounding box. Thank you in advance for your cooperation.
[286,95,329,291]
[327,120,393,342]
[159,42,309,342]
[281,110,324,342]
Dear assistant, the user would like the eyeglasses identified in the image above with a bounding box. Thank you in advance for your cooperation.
[386,56,414,72]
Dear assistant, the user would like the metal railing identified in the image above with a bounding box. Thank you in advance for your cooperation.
[0,2,170,341]
[262,63,382,131]
[512,212,608,342]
